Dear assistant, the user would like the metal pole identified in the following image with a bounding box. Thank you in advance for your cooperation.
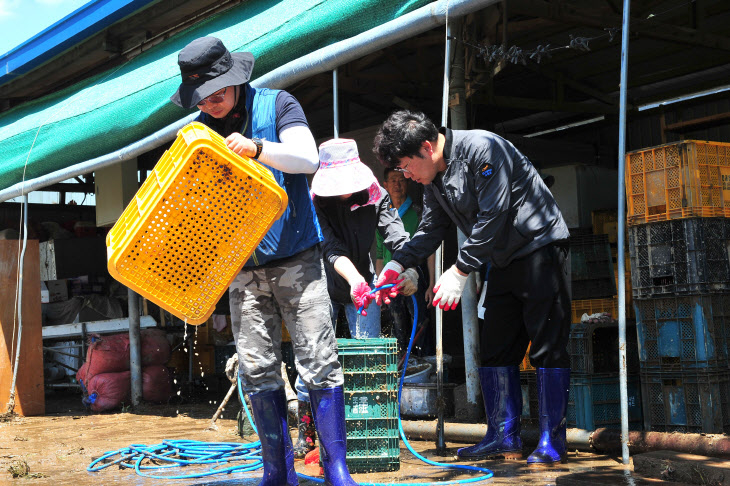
[448,16,480,420]
[333,67,339,138]
[617,0,632,466]
[128,288,142,406]
[434,20,453,456]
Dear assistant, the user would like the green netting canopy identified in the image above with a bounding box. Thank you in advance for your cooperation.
[0,0,431,191]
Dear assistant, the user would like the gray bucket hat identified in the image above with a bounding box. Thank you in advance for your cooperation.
[170,37,254,109]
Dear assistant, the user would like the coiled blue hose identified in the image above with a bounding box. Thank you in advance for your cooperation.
[88,287,494,484]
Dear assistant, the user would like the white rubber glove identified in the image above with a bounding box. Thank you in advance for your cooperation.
[433,265,469,311]
[397,268,419,297]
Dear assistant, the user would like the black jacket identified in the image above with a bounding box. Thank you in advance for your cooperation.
[392,128,569,272]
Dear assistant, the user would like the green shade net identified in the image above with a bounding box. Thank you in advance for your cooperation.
[0,0,431,191]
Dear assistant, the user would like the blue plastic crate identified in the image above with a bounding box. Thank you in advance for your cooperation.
[635,294,730,371]
[567,373,642,430]
[640,369,730,434]
[337,338,400,473]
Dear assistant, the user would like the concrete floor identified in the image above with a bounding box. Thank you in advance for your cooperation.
[0,397,645,486]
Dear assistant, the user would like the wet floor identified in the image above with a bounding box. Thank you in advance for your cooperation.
[1,396,635,486]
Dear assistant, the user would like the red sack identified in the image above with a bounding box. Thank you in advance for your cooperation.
[142,365,173,403]
[76,361,90,385]
[83,329,171,376]
[83,371,131,412]
[85,333,130,376]
[141,329,171,366]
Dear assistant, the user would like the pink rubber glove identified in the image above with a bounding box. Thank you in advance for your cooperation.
[374,260,404,306]
[351,281,375,316]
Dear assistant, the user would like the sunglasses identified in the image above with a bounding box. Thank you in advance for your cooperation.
[197,87,228,107]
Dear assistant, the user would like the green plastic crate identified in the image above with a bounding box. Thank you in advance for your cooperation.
[337,338,400,473]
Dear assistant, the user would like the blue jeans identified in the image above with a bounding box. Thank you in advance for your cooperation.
[295,299,381,401]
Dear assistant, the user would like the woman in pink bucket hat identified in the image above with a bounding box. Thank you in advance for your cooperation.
[310,138,420,330]
[291,138,420,456]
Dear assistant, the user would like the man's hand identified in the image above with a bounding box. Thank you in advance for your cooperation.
[374,260,404,305]
[225,132,256,158]
[433,265,469,311]
[425,286,435,307]
[397,268,419,297]
[351,281,374,316]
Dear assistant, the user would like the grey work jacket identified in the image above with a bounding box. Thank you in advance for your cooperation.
[392,128,569,273]
[315,190,410,304]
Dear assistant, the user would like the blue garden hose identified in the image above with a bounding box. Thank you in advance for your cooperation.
[88,286,494,484]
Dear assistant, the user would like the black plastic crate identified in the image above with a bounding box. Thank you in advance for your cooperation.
[570,234,617,300]
[569,320,639,374]
[628,218,730,299]
[640,369,730,434]
[635,294,730,371]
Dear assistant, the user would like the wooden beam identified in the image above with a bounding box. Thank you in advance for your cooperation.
[509,0,730,52]
[523,63,622,107]
[664,111,730,134]
[472,93,619,114]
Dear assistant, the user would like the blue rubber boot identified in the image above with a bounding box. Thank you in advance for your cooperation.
[309,386,358,486]
[457,366,523,460]
[249,388,299,486]
[527,368,571,465]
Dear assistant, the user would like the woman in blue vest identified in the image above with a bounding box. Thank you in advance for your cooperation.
[171,37,357,486]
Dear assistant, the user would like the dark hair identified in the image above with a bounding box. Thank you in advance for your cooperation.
[382,168,399,180]
[373,110,439,168]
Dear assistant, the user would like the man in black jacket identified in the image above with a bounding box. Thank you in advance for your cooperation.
[373,110,571,465]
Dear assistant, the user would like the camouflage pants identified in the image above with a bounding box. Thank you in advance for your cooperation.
[229,245,343,394]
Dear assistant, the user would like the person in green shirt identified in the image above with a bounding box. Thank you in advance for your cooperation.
[376,168,435,355]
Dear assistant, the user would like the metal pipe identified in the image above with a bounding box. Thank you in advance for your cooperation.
[591,428,730,459]
[333,67,339,138]
[457,230,481,418]
[401,420,593,451]
[0,0,500,203]
[433,18,455,457]
[128,288,142,406]
[45,383,83,389]
[5,194,28,413]
[401,420,730,459]
[617,0,632,466]
[448,16,480,420]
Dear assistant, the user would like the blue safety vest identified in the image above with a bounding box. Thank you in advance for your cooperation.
[198,86,323,267]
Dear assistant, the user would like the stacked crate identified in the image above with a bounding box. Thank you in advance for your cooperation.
[522,230,640,430]
[337,338,400,473]
[626,140,730,434]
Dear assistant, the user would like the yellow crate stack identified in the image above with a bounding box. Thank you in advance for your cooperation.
[107,122,288,325]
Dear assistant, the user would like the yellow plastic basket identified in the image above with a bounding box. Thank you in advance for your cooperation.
[107,122,288,325]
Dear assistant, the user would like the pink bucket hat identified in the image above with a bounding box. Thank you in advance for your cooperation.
[311,139,378,197]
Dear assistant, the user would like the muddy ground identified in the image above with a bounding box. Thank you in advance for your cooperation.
[1,389,638,486]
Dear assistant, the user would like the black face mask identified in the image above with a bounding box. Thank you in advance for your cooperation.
[314,189,369,209]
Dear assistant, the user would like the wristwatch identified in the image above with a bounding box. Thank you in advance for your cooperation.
[251,137,264,159]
